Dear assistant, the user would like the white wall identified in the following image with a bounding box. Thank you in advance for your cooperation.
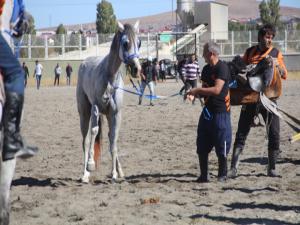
[194,1,228,40]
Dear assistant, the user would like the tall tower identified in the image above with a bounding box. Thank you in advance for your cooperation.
[177,0,194,30]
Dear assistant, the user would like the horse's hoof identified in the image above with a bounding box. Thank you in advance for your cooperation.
[87,162,95,172]
[81,176,89,183]
[118,171,124,179]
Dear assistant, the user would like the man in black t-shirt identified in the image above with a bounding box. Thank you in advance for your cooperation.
[186,41,231,182]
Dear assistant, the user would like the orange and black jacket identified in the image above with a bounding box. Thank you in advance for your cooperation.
[0,0,5,16]
[243,45,288,82]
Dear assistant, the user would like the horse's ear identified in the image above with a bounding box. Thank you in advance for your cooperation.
[134,20,140,33]
[117,21,124,32]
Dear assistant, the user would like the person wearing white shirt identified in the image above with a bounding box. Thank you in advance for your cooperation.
[34,60,43,90]
[54,63,61,86]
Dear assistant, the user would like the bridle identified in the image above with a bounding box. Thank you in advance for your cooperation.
[119,32,141,64]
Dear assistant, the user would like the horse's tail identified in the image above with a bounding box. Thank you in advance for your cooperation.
[94,115,103,169]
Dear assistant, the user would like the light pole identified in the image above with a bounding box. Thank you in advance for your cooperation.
[172,0,174,25]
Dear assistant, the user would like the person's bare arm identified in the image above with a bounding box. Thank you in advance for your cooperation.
[187,78,225,97]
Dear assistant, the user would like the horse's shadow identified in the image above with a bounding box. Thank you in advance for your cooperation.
[12,176,83,188]
[189,214,298,225]
[241,157,300,165]
[224,201,300,212]
[121,172,197,184]
[222,186,279,194]
[12,173,198,188]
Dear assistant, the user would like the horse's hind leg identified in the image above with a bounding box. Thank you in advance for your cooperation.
[86,104,100,172]
[107,112,124,182]
[116,155,124,179]
[77,92,92,183]
[0,158,16,225]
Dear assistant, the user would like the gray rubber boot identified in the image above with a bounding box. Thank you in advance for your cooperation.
[228,146,243,178]
[267,149,279,177]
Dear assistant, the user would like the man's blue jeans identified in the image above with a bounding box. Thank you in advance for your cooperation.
[0,33,24,95]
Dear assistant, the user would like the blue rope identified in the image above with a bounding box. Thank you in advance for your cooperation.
[114,85,180,100]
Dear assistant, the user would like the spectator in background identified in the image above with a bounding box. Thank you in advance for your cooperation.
[22,62,29,88]
[160,60,166,82]
[154,59,160,82]
[182,54,200,104]
[174,60,179,82]
[178,55,188,95]
[33,60,43,90]
[139,56,157,106]
[66,63,73,86]
[54,63,61,86]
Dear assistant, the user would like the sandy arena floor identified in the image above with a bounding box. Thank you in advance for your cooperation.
[8,79,300,225]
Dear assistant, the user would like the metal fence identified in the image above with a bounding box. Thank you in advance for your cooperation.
[16,29,300,60]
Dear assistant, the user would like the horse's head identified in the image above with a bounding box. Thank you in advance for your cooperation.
[117,21,141,77]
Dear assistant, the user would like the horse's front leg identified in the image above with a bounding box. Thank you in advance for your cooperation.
[107,112,124,182]
[0,159,16,225]
[86,105,99,172]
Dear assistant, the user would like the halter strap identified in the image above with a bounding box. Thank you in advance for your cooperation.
[119,32,139,64]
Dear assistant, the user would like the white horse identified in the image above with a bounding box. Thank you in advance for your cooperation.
[0,158,16,225]
[76,21,141,183]
[0,73,11,225]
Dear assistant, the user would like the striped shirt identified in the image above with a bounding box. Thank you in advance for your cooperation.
[182,61,200,80]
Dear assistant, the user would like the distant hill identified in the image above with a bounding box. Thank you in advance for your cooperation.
[38,0,300,32]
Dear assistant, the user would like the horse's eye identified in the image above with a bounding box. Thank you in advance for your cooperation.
[123,41,129,51]
[121,35,130,50]
[137,39,141,49]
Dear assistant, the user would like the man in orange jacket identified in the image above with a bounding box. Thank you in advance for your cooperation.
[228,24,287,178]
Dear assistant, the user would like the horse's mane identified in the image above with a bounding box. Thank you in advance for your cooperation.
[111,23,136,52]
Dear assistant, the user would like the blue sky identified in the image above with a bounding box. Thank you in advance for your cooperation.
[24,0,300,29]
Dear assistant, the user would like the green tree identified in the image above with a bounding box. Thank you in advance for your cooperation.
[259,0,281,27]
[96,0,117,34]
[56,23,67,34]
[25,12,36,35]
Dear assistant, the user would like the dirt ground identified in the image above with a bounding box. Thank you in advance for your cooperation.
[9,79,300,225]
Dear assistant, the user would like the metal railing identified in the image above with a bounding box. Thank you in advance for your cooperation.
[15,29,300,59]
